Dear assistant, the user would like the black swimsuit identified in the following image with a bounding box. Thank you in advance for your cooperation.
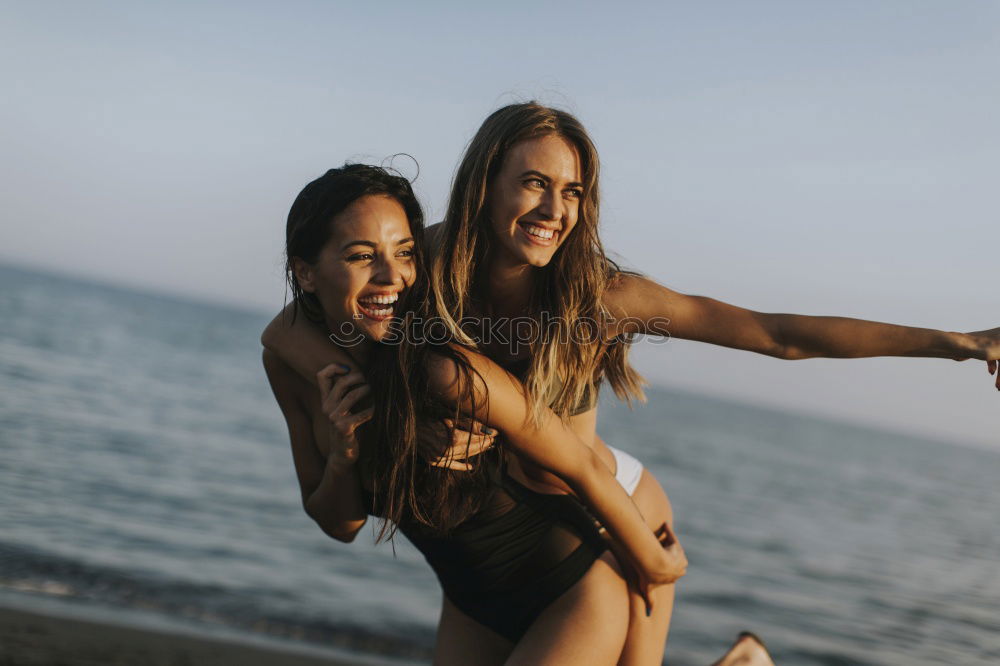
[364,355,606,642]
[376,465,608,643]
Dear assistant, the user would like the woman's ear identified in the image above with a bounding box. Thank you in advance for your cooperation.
[291,257,317,293]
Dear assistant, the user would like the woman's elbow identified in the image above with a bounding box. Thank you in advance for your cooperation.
[562,447,605,493]
[312,512,366,543]
[777,344,821,360]
[304,499,365,543]
[325,522,365,543]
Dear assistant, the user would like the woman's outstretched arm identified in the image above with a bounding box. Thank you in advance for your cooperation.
[605,274,1000,386]
[427,347,687,608]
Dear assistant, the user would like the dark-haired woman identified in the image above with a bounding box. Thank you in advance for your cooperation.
[263,164,688,666]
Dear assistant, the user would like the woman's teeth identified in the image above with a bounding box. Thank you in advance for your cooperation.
[360,295,398,305]
[522,224,555,240]
[358,294,398,318]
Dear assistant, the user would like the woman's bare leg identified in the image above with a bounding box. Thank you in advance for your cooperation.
[433,449,677,666]
[617,468,677,666]
[505,552,630,666]
[433,597,513,666]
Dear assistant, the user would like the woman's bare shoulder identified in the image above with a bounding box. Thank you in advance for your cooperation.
[262,348,315,406]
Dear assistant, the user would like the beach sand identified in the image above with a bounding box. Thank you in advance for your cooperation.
[0,603,406,666]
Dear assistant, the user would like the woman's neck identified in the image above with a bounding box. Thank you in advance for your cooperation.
[485,251,535,318]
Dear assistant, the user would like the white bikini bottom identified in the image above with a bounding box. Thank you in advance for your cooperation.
[608,445,644,496]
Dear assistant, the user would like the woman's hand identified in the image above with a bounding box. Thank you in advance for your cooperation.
[637,523,688,615]
[317,363,373,466]
[643,521,688,587]
[425,418,497,471]
[596,518,687,615]
[952,328,1000,390]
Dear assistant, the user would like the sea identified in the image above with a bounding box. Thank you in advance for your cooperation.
[1,262,998,665]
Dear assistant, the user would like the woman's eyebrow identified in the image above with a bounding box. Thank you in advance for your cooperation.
[340,240,376,251]
[341,237,415,251]
[519,169,550,182]
[519,170,583,189]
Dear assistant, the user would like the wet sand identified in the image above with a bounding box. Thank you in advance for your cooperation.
[0,603,404,666]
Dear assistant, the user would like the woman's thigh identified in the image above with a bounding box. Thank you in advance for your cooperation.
[433,597,513,666]
[505,551,630,666]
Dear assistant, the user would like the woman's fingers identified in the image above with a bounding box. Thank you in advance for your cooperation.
[640,584,653,617]
[328,384,371,416]
[652,521,688,582]
[663,542,688,581]
[450,416,497,437]
[473,420,497,436]
[463,432,496,457]
[346,407,374,428]
[424,423,495,471]
[449,428,495,452]
[327,371,367,406]
[316,363,351,403]
[437,431,496,467]
[427,456,474,471]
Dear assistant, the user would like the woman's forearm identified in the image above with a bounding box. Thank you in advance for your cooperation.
[565,448,669,576]
[773,314,971,360]
[305,458,367,542]
[608,275,985,362]
[428,349,675,583]
[261,303,343,386]
[497,408,670,580]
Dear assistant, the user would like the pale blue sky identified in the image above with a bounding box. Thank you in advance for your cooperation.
[1,1,997,447]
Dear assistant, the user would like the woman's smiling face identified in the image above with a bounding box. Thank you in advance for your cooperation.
[294,194,416,342]
[486,134,584,268]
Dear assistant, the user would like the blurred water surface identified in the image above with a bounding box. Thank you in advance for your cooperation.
[1,263,998,665]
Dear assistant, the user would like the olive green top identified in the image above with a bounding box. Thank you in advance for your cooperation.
[505,357,599,416]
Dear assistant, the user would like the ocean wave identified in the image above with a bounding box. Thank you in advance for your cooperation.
[0,541,433,659]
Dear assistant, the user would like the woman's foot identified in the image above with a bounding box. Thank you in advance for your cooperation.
[710,631,775,666]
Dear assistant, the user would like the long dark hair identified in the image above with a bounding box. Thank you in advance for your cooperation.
[285,164,494,540]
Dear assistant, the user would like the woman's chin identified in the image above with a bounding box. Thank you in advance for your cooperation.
[508,242,557,268]
[359,318,396,343]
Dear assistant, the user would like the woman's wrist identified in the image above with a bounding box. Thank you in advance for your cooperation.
[945,330,978,358]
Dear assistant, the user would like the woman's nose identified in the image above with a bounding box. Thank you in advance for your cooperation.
[372,256,405,285]
[537,188,564,221]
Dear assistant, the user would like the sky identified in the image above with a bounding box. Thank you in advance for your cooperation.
[1,1,997,448]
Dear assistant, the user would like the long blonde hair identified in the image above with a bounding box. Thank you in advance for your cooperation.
[432,102,645,423]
